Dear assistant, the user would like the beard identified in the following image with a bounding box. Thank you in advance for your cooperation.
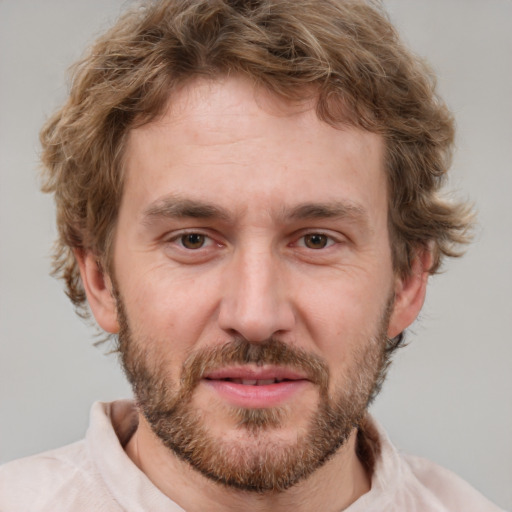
[116,295,394,493]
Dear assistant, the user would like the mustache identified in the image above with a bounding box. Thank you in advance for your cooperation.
[180,337,329,392]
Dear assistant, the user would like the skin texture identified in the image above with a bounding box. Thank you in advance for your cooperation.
[77,76,430,512]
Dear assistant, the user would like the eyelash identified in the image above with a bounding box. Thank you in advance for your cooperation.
[294,232,337,250]
[165,230,340,251]
[167,231,217,250]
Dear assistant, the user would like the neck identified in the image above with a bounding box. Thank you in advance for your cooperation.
[125,412,371,512]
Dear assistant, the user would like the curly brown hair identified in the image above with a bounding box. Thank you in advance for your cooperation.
[40,0,473,318]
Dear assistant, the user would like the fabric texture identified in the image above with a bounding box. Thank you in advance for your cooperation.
[0,400,505,512]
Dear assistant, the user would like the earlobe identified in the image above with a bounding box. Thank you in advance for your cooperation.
[387,247,432,339]
[74,250,119,334]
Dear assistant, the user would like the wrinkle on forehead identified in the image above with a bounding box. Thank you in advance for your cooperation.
[165,75,319,122]
[130,76,323,153]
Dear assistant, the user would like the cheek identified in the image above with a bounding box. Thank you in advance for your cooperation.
[120,268,223,351]
[297,271,392,362]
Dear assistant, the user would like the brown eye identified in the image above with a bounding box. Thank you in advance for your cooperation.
[181,233,206,249]
[303,234,329,249]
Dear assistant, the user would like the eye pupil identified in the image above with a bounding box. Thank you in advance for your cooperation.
[182,233,205,249]
[304,234,328,249]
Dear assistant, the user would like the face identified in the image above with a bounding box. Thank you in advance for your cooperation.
[82,76,426,492]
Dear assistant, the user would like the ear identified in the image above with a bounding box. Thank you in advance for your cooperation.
[387,247,432,339]
[75,250,119,334]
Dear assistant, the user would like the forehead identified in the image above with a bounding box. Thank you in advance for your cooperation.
[122,75,387,223]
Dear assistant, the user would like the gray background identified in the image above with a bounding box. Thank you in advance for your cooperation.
[0,1,511,509]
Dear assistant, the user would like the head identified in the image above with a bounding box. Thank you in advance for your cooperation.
[42,0,472,310]
[40,0,473,493]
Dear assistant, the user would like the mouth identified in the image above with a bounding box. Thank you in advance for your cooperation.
[211,378,293,385]
[201,367,311,408]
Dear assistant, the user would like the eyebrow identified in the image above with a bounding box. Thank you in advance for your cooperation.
[142,196,370,228]
[286,202,368,223]
[142,197,231,224]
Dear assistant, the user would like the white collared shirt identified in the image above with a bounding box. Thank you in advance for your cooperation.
[0,400,505,511]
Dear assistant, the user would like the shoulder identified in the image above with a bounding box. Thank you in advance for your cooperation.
[400,453,505,512]
[0,441,116,511]
[358,416,506,512]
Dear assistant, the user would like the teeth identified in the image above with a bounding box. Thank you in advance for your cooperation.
[228,378,280,385]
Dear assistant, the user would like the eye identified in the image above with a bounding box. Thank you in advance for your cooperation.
[179,233,209,249]
[162,230,223,263]
[301,233,333,249]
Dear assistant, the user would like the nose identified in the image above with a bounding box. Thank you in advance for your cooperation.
[217,245,295,342]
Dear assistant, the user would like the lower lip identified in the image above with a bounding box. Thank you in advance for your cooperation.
[202,379,310,408]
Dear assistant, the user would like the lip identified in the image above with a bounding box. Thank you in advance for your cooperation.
[204,365,309,382]
[202,366,311,408]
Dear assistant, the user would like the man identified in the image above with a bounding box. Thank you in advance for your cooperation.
[0,0,505,510]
